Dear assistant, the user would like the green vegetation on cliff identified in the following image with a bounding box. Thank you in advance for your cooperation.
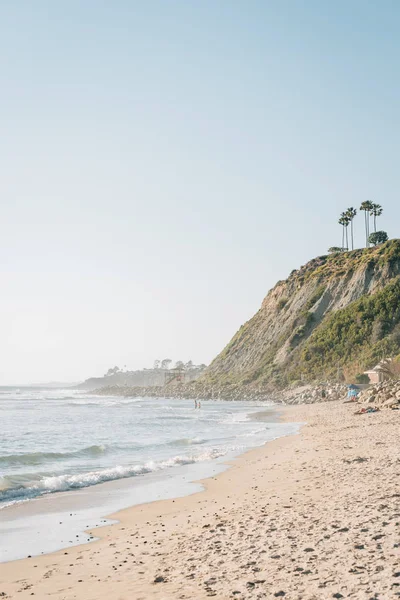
[204,239,400,389]
[293,278,400,381]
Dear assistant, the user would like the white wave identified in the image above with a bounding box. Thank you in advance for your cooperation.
[237,426,270,438]
[170,437,206,446]
[221,411,251,424]
[0,448,226,506]
[65,397,145,408]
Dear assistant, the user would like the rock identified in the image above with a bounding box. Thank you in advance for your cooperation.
[245,583,256,592]
[358,379,400,409]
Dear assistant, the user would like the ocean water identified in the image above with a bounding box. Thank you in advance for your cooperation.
[0,388,299,561]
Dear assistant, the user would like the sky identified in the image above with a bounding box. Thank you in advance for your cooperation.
[1,1,400,384]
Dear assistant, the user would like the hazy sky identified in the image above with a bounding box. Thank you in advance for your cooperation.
[2,1,400,384]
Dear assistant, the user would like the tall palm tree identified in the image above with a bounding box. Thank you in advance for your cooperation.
[371,203,383,233]
[359,200,374,247]
[346,207,357,250]
[340,212,350,250]
[338,215,346,250]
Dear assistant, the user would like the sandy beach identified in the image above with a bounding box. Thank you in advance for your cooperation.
[0,400,399,599]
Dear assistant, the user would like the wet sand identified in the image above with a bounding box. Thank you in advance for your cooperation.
[0,400,399,599]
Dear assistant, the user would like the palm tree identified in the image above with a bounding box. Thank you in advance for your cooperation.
[371,203,383,233]
[338,215,346,250]
[359,200,374,247]
[344,214,350,250]
[346,207,357,250]
[339,212,350,250]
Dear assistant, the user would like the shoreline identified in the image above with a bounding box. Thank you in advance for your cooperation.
[0,400,399,598]
[0,402,295,563]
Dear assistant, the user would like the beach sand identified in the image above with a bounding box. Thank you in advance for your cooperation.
[0,400,399,599]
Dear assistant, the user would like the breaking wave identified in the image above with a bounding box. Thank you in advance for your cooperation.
[0,448,226,506]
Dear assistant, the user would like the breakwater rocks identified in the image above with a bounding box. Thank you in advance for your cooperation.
[92,383,278,402]
[280,383,348,405]
[357,380,400,409]
[93,382,349,405]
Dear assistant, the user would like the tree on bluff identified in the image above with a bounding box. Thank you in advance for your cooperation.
[368,231,388,246]
[105,366,120,377]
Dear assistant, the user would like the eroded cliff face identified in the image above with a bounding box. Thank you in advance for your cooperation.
[205,240,400,388]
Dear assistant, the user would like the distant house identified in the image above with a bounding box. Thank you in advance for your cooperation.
[363,362,390,384]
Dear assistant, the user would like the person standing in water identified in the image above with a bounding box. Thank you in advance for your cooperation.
[194,400,198,409]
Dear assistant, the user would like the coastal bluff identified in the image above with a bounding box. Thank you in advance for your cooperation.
[203,239,400,391]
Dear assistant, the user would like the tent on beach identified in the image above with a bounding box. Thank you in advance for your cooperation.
[347,384,360,399]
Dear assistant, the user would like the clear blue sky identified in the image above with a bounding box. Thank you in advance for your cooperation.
[1,1,400,384]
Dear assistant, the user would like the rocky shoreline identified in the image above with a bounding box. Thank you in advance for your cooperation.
[357,379,400,409]
[92,382,276,402]
[92,379,400,409]
[92,381,349,404]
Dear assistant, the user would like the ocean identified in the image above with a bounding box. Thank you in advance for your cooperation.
[0,388,299,561]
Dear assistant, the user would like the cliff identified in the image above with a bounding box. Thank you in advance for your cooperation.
[204,240,400,389]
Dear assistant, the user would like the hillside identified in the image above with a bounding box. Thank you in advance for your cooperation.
[204,240,400,389]
[75,369,166,390]
[76,366,204,391]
